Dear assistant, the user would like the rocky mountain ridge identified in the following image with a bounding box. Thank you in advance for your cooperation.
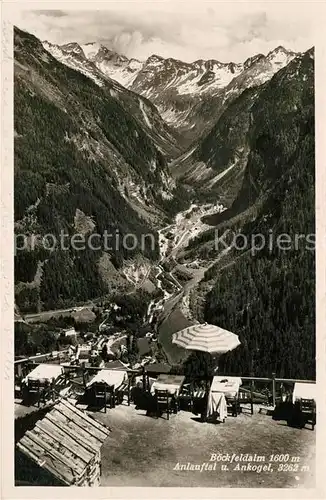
[43,40,298,145]
[170,47,313,207]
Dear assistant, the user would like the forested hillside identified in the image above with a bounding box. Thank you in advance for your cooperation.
[14,27,184,312]
[202,49,315,379]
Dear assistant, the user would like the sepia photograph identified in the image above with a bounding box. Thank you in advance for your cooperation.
[2,0,323,493]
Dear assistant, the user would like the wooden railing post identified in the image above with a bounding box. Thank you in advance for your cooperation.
[142,367,146,390]
[82,366,86,388]
[127,377,131,406]
[37,381,40,408]
[249,385,254,415]
[280,383,284,401]
[272,372,276,407]
[250,372,254,415]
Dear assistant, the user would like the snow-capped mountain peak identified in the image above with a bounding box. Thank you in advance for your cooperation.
[60,42,86,57]
[81,41,101,59]
[42,40,106,87]
[146,54,165,65]
[243,53,265,70]
[42,37,299,144]
[266,46,296,64]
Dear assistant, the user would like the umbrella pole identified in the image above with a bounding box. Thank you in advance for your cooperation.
[203,354,218,422]
[202,360,211,422]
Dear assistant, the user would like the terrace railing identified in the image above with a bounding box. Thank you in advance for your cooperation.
[14,357,315,406]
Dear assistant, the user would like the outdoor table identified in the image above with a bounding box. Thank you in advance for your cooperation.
[86,369,127,391]
[206,376,242,422]
[22,364,64,386]
[292,382,316,403]
[210,376,242,398]
[150,374,185,396]
[206,391,227,422]
[136,375,156,389]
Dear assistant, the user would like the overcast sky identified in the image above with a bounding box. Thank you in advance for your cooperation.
[14,1,318,63]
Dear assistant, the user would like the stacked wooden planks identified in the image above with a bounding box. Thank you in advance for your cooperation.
[16,398,111,486]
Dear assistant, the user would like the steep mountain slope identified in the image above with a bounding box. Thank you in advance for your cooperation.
[14,27,185,313]
[131,47,297,143]
[182,48,315,379]
[170,86,259,204]
[42,40,180,160]
[171,49,311,206]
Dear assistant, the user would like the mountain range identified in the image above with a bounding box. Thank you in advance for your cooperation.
[43,40,298,145]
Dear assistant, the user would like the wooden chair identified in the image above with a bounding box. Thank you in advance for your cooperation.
[299,398,316,430]
[26,379,42,406]
[115,382,127,405]
[155,389,174,420]
[237,388,254,415]
[226,394,241,417]
[26,379,52,407]
[179,383,194,412]
[53,374,66,392]
[190,384,207,416]
[70,380,86,404]
[93,382,115,413]
[192,383,207,400]
[116,373,135,406]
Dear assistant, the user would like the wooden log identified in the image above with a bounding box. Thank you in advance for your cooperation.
[49,410,104,452]
[56,407,108,444]
[17,441,70,485]
[46,413,99,454]
[53,404,105,443]
[36,419,93,464]
[55,400,110,439]
[60,399,111,436]
[30,428,85,476]
[22,434,75,483]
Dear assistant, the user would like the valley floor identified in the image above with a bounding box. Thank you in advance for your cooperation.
[93,404,315,488]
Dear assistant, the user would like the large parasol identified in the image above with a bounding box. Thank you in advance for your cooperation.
[172,322,241,421]
[172,322,240,355]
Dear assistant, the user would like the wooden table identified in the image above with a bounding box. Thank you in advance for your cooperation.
[206,376,242,422]
[210,376,242,397]
[150,374,185,396]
